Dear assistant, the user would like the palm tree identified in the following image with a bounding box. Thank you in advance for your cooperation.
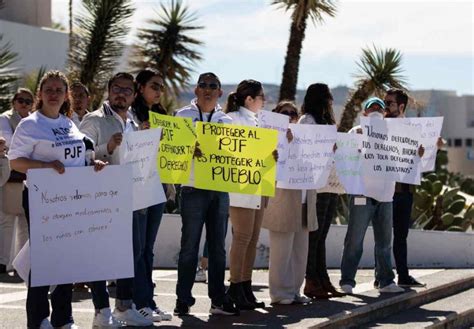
[272,0,336,101]
[338,46,407,132]
[0,0,19,112]
[132,0,203,99]
[68,0,134,110]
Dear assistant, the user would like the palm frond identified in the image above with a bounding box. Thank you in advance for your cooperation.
[24,65,48,95]
[68,0,134,109]
[131,0,203,98]
[0,36,19,112]
[272,0,336,27]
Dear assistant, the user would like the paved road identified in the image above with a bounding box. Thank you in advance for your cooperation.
[0,269,446,328]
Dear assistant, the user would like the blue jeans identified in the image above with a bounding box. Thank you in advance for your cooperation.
[340,196,395,288]
[133,202,165,310]
[176,187,229,306]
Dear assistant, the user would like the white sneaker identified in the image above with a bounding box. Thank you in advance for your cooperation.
[93,307,122,328]
[113,307,153,326]
[195,267,207,282]
[271,298,294,305]
[137,307,161,322]
[153,307,172,321]
[340,284,353,294]
[56,323,79,329]
[379,283,405,293]
[294,294,311,304]
[39,318,53,329]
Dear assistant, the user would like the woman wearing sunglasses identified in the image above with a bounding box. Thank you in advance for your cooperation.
[299,83,345,299]
[224,79,267,310]
[0,88,34,275]
[272,101,299,124]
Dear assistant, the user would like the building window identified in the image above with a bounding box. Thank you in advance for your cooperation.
[447,139,452,147]
[466,139,473,147]
[454,139,462,147]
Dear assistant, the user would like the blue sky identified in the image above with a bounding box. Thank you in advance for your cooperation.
[52,0,473,95]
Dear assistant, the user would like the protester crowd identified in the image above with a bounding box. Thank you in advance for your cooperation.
[0,69,441,329]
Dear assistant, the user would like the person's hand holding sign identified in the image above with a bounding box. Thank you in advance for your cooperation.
[194,141,203,158]
[107,132,123,154]
[418,145,425,158]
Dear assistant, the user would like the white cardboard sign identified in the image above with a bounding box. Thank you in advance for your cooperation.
[334,133,365,195]
[119,129,166,211]
[277,124,337,189]
[258,110,290,180]
[360,117,422,185]
[27,165,133,287]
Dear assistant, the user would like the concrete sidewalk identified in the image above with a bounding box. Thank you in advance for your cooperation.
[0,269,471,328]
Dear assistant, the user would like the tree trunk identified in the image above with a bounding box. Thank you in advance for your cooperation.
[278,14,307,102]
[337,82,371,132]
[69,0,73,53]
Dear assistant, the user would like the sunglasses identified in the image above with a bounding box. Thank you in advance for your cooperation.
[197,82,219,90]
[15,97,33,105]
[280,110,297,117]
[111,85,134,96]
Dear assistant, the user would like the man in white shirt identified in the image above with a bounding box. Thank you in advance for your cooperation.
[174,73,239,317]
[339,97,404,294]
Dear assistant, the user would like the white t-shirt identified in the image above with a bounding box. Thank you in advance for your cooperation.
[8,111,86,168]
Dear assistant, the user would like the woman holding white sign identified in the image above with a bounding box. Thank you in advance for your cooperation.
[224,79,268,310]
[299,83,346,299]
[129,68,173,322]
[8,71,106,329]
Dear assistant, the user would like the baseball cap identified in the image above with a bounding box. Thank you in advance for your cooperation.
[197,72,221,88]
[364,97,385,111]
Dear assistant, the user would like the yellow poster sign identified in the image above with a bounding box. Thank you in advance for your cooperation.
[194,122,278,197]
[149,112,196,184]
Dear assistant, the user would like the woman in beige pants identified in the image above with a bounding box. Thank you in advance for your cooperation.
[225,79,268,310]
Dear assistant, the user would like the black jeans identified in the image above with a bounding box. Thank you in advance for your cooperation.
[306,193,338,282]
[23,188,74,328]
[392,191,413,280]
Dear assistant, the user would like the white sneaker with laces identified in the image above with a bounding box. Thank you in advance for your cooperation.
[113,307,153,326]
[154,307,172,321]
[195,267,207,282]
[340,284,353,294]
[93,307,122,328]
[137,307,161,322]
[379,283,405,293]
[294,294,312,304]
[39,319,53,329]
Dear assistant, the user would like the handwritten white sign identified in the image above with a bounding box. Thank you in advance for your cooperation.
[27,166,133,287]
[119,129,166,210]
[360,117,422,185]
[334,133,365,195]
[277,124,337,189]
[258,110,290,180]
[386,117,443,172]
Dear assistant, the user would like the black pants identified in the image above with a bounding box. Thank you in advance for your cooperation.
[23,188,73,328]
[392,192,413,280]
[306,193,338,281]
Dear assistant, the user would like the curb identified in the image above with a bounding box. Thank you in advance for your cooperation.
[311,275,474,328]
[427,308,474,329]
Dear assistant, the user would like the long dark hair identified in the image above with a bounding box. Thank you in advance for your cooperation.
[225,79,263,113]
[301,83,335,125]
[35,70,72,118]
[133,68,167,122]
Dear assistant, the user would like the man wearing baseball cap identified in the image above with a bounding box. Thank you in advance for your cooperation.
[339,97,404,294]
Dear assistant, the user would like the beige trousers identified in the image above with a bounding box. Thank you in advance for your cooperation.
[229,206,265,283]
[268,229,309,303]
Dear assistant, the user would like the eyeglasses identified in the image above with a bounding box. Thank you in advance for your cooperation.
[280,110,297,117]
[14,97,33,105]
[384,100,397,107]
[197,82,219,90]
[255,94,266,101]
[111,85,134,96]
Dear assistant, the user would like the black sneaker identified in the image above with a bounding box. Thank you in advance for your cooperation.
[398,276,426,287]
[173,300,190,316]
[209,299,240,316]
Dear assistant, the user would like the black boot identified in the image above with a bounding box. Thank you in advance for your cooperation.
[227,282,255,310]
[242,280,265,308]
